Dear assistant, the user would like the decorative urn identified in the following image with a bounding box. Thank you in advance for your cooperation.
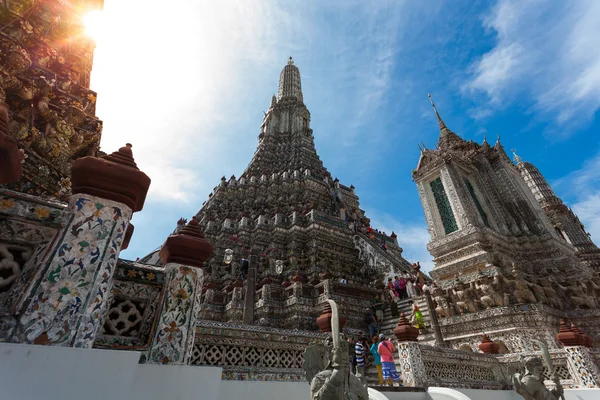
[393,313,419,342]
[556,320,579,346]
[478,333,499,354]
[316,302,347,332]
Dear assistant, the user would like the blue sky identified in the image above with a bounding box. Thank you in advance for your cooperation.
[91,0,600,272]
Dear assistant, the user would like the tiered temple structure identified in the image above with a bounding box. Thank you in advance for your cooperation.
[175,57,411,329]
[412,96,600,351]
[0,0,104,199]
[514,152,600,272]
[1,25,599,394]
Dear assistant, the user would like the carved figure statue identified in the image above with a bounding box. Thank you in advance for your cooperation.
[476,274,505,309]
[565,280,595,309]
[432,284,453,318]
[512,340,563,400]
[510,265,537,304]
[536,278,563,310]
[450,279,478,314]
[524,274,549,305]
[304,300,369,400]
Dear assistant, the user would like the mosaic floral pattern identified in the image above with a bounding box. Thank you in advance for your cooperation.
[149,264,203,365]
[565,346,600,388]
[11,194,131,347]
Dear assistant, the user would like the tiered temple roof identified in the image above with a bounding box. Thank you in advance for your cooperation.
[188,58,413,329]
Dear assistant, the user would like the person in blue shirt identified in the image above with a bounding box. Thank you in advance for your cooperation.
[370,335,384,385]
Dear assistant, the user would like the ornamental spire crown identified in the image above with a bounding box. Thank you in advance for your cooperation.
[428,94,467,151]
[278,57,303,103]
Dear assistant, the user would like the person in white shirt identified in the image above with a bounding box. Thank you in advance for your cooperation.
[406,275,416,297]
[340,275,348,284]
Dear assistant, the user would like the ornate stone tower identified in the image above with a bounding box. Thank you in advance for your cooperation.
[411,96,600,351]
[189,58,412,329]
[514,152,600,272]
[412,96,586,285]
[0,0,104,199]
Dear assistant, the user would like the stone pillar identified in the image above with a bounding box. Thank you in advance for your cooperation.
[424,290,445,347]
[564,346,600,388]
[394,313,427,387]
[149,217,214,365]
[9,144,150,347]
[397,342,428,388]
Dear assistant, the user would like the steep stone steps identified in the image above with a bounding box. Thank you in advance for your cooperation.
[362,295,432,387]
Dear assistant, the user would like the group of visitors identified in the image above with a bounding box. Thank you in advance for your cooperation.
[352,334,401,386]
[386,274,423,301]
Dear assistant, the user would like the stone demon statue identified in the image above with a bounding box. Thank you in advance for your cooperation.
[303,300,369,400]
[512,340,564,400]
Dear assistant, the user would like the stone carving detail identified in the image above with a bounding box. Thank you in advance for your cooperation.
[94,268,164,349]
[0,243,31,292]
[424,361,495,382]
[102,299,143,336]
[191,343,304,369]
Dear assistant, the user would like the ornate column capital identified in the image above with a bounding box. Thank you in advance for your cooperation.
[71,143,150,212]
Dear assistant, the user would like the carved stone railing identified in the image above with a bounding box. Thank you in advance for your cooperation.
[419,346,509,389]
[396,341,599,389]
[496,349,575,388]
[190,320,327,381]
[0,189,66,324]
[93,259,165,354]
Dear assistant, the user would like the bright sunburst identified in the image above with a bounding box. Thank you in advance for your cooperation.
[83,10,104,42]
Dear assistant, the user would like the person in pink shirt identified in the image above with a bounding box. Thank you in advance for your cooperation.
[377,334,401,386]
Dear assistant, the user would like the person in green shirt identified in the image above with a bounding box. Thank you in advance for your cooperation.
[372,294,384,323]
[370,335,384,385]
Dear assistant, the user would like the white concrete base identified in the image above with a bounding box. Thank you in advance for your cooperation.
[1,343,599,400]
[0,343,222,400]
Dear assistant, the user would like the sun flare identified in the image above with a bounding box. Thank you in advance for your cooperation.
[83,10,104,42]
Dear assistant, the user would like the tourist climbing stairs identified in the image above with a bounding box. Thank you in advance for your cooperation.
[363,295,432,387]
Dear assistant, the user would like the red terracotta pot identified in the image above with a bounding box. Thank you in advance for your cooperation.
[478,333,499,354]
[556,320,579,346]
[315,303,347,332]
[393,313,419,342]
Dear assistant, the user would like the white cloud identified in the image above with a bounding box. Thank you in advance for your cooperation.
[571,194,600,243]
[368,211,433,273]
[465,0,600,127]
[553,151,600,242]
[91,0,310,203]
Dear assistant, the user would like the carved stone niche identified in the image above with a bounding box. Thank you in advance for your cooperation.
[0,243,32,294]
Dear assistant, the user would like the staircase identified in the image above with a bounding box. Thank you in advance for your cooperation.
[362,295,433,388]
[355,232,413,274]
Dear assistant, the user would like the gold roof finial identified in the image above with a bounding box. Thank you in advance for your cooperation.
[428,93,447,130]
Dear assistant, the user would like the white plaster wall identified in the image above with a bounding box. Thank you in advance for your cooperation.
[130,364,222,400]
[1,343,140,400]
[2,344,599,400]
[376,390,428,400]
[219,381,309,400]
[0,343,222,400]
[433,388,600,400]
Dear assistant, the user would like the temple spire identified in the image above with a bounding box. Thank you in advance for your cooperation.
[428,93,448,131]
[278,56,303,103]
[428,94,466,150]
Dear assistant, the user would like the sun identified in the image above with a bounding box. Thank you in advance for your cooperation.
[83,10,104,42]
